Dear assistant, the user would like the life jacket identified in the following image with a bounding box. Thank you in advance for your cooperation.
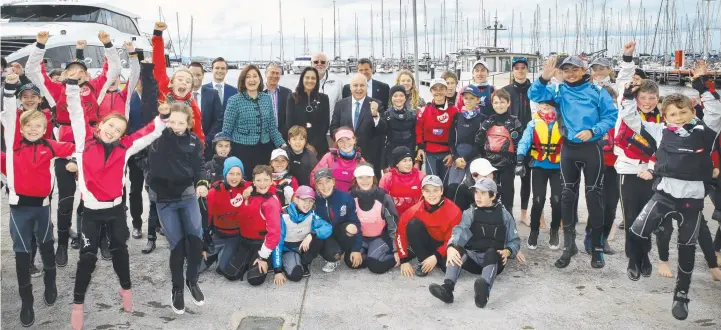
[466,204,506,251]
[654,125,713,182]
[386,168,423,216]
[384,108,415,148]
[485,124,515,154]
[355,198,385,237]
[209,181,249,237]
[238,191,277,240]
[281,208,314,243]
[98,89,126,118]
[530,113,563,163]
[330,149,362,192]
[615,110,661,162]
[418,103,457,153]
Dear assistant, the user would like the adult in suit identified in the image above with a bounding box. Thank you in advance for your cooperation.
[189,62,224,159]
[342,58,390,108]
[332,73,386,177]
[286,67,330,156]
[264,62,293,139]
[204,57,237,107]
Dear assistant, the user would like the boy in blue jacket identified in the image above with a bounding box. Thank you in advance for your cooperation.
[529,55,617,270]
[313,168,363,273]
[272,186,333,285]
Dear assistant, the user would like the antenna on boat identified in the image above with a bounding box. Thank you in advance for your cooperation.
[484,11,506,48]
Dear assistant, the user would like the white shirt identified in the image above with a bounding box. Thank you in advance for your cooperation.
[350,96,380,128]
[366,78,373,98]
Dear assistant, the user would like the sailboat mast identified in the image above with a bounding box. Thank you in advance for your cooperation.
[423,0,429,54]
[279,0,284,62]
[333,0,337,57]
[338,8,342,58]
[261,24,263,61]
[399,0,403,60]
[381,0,385,58]
[355,13,359,59]
[321,19,324,52]
[176,12,182,58]
[371,6,374,59]
[189,16,193,58]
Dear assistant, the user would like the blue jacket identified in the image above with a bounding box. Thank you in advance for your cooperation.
[271,203,333,270]
[528,76,617,143]
[127,91,143,133]
[315,188,362,251]
[517,119,561,170]
[222,91,285,147]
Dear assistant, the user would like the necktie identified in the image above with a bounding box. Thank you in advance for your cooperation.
[193,92,199,101]
[353,101,361,130]
[215,84,223,103]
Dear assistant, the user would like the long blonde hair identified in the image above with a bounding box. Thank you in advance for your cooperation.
[395,70,421,109]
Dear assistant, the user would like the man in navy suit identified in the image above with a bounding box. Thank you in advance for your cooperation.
[204,57,237,107]
[342,58,390,108]
[264,62,292,139]
[189,62,224,159]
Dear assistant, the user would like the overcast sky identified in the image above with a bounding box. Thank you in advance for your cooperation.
[6,0,720,60]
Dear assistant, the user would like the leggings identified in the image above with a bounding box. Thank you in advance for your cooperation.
[656,213,719,269]
[494,167,515,214]
[320,222,359,262]
[73,204,131,304]
[629,191,702,293]
[225,239,267,286]
[343,235,396,274]
[520,155,532,210]
[157,198,204,288]
[127,156,145,230]
[405,218,447,271]
[530,168,562,232]
[618,174,655,258]
[277,238,324,281]
[559,141,605,250]
[55,158,81,246]
[444,248,505,288]
[424,152,450,182]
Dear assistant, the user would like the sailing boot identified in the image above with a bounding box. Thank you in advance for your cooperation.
[554,229,578,268]
[16,253,35,327]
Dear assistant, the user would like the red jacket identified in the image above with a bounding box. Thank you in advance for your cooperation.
[207,180,251,236]
[152,33,205,143]
[395,198,462,262]
[66,83,166,210]
[415,103,458,153]
[379,168,425,216]
[239,185,282,259]
[2,103,74,206]
[99,89,128,119]
[614,109,661,164]
[602,128,617,167]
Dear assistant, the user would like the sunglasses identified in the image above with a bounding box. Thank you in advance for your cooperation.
[313,60,327,65]
[512,57,527,63]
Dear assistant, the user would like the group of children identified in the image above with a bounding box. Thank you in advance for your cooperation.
[2,25,721,329]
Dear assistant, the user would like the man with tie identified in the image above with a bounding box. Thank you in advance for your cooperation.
[342,58,390,108]
[189,62,224,159]
[204,57,237,107]
[264,62,292,138]
[331,73,386,177]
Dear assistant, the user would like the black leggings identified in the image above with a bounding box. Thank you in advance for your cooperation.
[73,204,131,304]
[494,167,515,214]
[656,213,719,269]
[619,174,655,258]
[585,166,620,239]
[224,239,267,285]
[55,158,81,246]
[520,155,532,210]
[127,156,145,230]
[405,218,447,271]
[530,168,561,231]
[320,222,359,262]
[560,141,605,249]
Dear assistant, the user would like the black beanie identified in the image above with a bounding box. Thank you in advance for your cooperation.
[390,85,407,99]
[392,146,413,166]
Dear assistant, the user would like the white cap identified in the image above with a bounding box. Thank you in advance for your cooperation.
[353,164,375,178]
[429,78,448,89]
[469,158,497,177]
[270,149,289,161]
[421,175,443,188]
[472,60,489,71]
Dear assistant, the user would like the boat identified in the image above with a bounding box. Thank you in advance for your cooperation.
[452,47,541,84]
[1,0,154,82]
[290,55,312,74]
[328,58,346,73]
[377,59,394,73]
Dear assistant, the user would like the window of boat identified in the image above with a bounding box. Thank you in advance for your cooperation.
[1,5,99,23]
[83,46,105,69]
[43,46,73,70]
[104,10,140,35]
[500,57,512,73]
[483,57,497,72]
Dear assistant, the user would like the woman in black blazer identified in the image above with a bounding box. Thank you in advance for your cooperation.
[286,67,330,156]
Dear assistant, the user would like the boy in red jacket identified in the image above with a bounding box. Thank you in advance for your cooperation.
[396,175,463,278]
[416,79,459,180]
[2,73,76,327]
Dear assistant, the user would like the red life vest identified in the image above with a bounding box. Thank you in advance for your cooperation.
[207,181,251,237]
[614,110,661,163]
[386,168,423,216]
[355,198,385,237]
[330,149,362,192]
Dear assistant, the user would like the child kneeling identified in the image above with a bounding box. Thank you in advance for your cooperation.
[428,178,520,308]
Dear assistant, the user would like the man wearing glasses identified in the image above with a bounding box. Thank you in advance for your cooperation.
[312,52,343,145]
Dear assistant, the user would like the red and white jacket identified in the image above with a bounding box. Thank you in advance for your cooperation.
[2,87,75,206]
[207,180,251,237]
[66,81,166,210]
[238,185,282,259]
[415,103,459,153]
[24,41,121,142]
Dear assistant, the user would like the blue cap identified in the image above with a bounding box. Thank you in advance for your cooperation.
[223,157,244,179]
[17,83,41,96]
[461,85,482,98]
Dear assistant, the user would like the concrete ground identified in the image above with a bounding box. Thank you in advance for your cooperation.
[1,178,720,330]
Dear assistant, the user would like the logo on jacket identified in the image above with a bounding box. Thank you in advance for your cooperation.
[81,234,91,248]
[411,186,418,190]
[230,193,244,207]
[437,112,449,123]
[340,205,347,217]
[480,96,487,106]
[80,86,91,96]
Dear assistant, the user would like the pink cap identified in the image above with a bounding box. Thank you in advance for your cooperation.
[334,129,355,142]
[295,185,316,200]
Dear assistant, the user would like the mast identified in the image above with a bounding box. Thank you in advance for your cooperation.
[510,9,514,50]
[189,16,193,58]
[175,12,182,58]
[423,0,429,54]
[333,0,337,58]
[381,0,385,58]
[260,25,264,60]
[455,0,459,52]
[484,11,506,48]
[279,0,284,62]
[249,26,253,61]
[321,18,324,52]
[399,0,403,60]
[355,13,359,59]
[388,9,392,57]
[704,0,714,60]
[412,0,419,83]
[338,8,342,58]
[371,6,374,59]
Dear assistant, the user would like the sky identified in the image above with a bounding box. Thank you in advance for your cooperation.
[3,0,719,61]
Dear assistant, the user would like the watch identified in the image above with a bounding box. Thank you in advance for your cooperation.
[591,128,600,137]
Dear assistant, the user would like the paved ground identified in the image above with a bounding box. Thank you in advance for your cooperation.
[1,178,720,330]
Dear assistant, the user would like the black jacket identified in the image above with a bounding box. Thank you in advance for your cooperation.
[449,112,487,161]
[148,129,206,202]
[342,79,390,108]
[204,155,227,183]
[475,112,524,169]
[502,79,533,127]
[284,146,319,187]
[286,92,330,156]
[381,106,416,168]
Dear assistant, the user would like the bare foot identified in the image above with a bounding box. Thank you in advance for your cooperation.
[520,209,531,227]
[658,261,673,278]
[539,214,547,229]
[716,252,721,268]
[607,224,618,241]
[711,267,721,281]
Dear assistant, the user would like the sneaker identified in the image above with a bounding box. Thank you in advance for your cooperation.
[186,281,205,306]
[118,288,133,312]
[554,243,578,269]
[527,231,539,250]
[20,301,34,327]
[302,265,311,277]
[591,247,605,269]
[100,236,112,260]
[171,287,185,315]
[415,264,428,277]
[55,245,68,267]
[43,270,57,306]
[141,240,156,254]
[131,228,142,239]
[322,261,340,273]
[549,230,560,250]
[428,282,454,303]
[474,278,491,308]
[30,264,43,278]
[671,290,690,320]
[70,304,83,330]
[70,237,81,250]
